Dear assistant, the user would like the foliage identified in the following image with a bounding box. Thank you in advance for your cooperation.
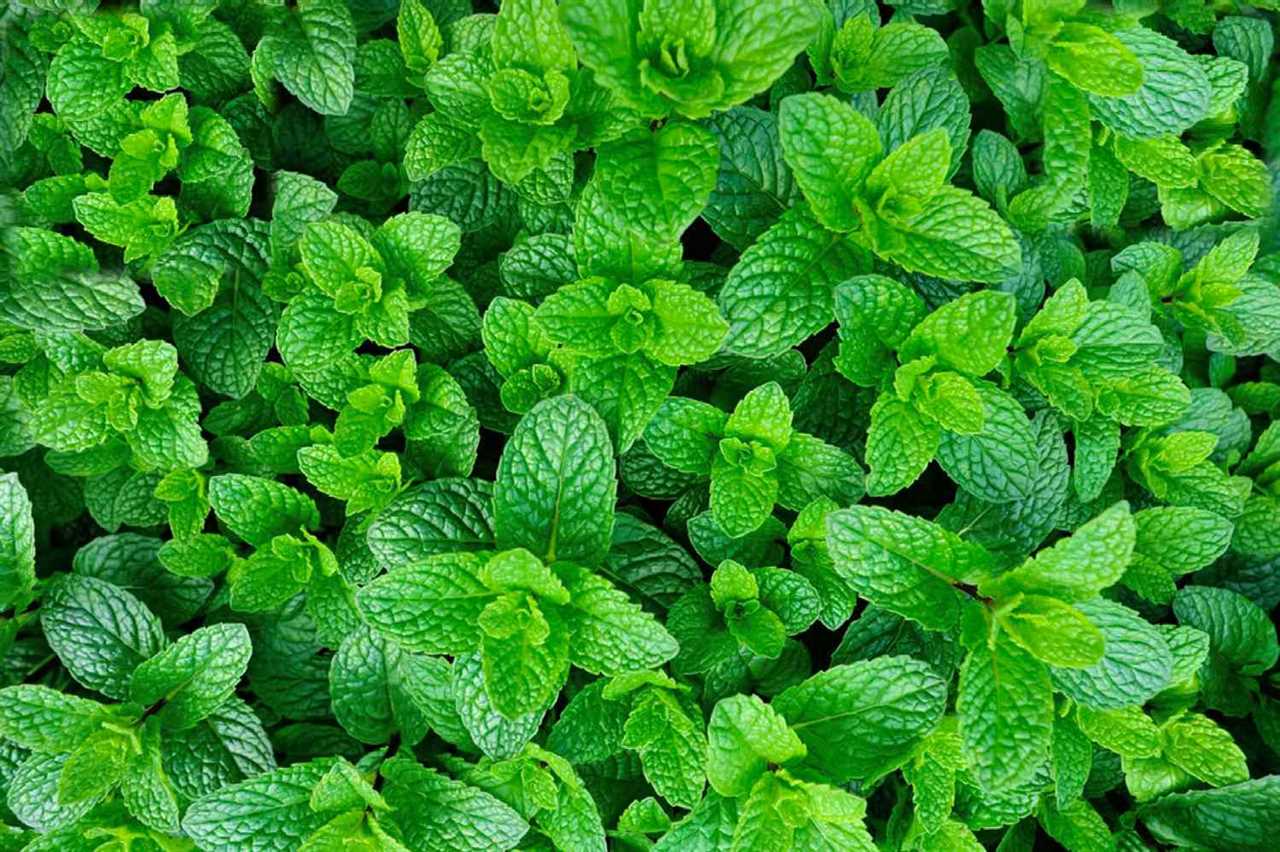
[1,0,1279,849]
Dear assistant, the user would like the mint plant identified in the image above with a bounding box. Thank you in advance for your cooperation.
[645,382,863,537]
[3,0,1280,849]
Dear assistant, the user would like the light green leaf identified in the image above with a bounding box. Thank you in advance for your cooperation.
[957,636,1053,791]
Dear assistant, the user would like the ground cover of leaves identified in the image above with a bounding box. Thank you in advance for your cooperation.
[1,0,1280,849]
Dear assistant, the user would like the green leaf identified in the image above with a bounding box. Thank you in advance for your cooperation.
[900,291,1016,378]
[998,596,1105,669]
[704,107,801,250]
[1161,714,1248,787]
[775,432,865,510]
[358,552,493,654]
[380,756,529,852]
[180,107,254,221]
[864,128,952,202]
[73,193,179,263]
[493,396,617,564]
[833,19,949,92]
[958,636,1053,791]
[526,745,608,852]
[570,352,676,454]
[1114,135,1199,189]
[183,759,337,851]
[914,371,985,435]
[1046,23,1144,97]
[163,221,276,399]
[0,686,108,754]
[208,474,320,547]
[1052,713,1093,808]
[972,130,1028,209]
[864,395,940,496]
[493,0,576,72]
[484,297,554,379]
[557,561,678,674]
[269,171,339,258]
[647,280,730,367]
[1095,368,1191,426]
[710,448,779,539]
[982,502,1135,601]
[729,772,796,850]
[1050,598,1173,709]
[1088,29,1212,139]
[59,726,130,804]
[726,382,792,449]
[1233,495,1280,560]
[877,66,970,174]
[643,397,728,475]
[1,228,145,333]
[595,123,721,239]
[227,533,333,613]
[1038,798,1114,852]
[373,212,462,289]
[1077,705,1161,759]
[119,718,181,833]
[9,751,103,831]
[622,689,708,809]
[329,626,435,746]
[41,574,165,700]
[480,594,571,719]
[719,206,869,359]
[1173,585,1279,676]
[833,274,927,387]
[935,383,1038,503]
[869,185,1021,283]
[129,622,252,729]
[398,0,443,86]
[706,694,805,797]
[826,506,992,630]
[452,651,544,760]
[774,656,947,783]
[573,181,683,285]
[47,36,131,122]
[365,479,495,571]
[1126,507,1233,601]
[1139,776,1280,850]
[778,92,881,232]
[0,474,34,611]
[1073,417,1121,503]
[255,0,357,116]
[704,0,821,109]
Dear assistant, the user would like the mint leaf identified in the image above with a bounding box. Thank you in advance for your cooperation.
[129,622,251,729]
[826,506,992,630]
[254,0,357,116]
[0,474,35,611]
[773,657,947,783]
[719,207,868,359]
[558,561,679,674]
[0,686,108,754]
[595,122,720,240]
[958,636,1053,791]
[778,93,881,233]
[41,575,165,700]
[208,474,320,547]
[706,694,805,797]
[494,395,617,565]
[358,552,490,654]
[183,759,336,851]
[381,756,529,851]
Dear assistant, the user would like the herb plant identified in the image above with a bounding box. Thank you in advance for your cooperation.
[1,0,1280,850]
